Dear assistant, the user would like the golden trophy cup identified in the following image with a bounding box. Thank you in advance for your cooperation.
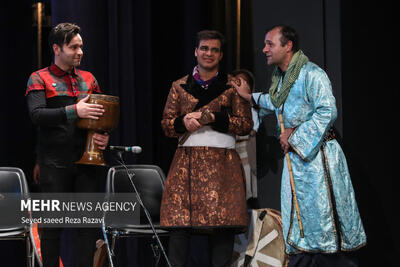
[75,94,120,166]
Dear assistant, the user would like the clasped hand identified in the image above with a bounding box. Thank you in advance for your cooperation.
[184,112,202,132]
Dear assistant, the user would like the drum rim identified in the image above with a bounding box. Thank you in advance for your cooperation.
[78,93,119,103]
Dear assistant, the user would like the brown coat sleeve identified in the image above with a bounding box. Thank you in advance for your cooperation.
[227,88,253,136]
[161,81,184,138]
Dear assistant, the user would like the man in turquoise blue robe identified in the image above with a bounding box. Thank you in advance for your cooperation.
[233,25,366,266]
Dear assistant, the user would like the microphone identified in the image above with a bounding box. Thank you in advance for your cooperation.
[109,146,142,154]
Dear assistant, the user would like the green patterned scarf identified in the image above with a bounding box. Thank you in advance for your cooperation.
[269,50,308,108]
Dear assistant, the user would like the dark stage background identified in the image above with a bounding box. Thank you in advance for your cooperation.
[0,0,395,266]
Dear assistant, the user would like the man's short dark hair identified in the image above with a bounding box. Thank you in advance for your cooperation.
[196,30,225,50]
[230,69,255,92]
[48,22,81,54]
[267,25,299,52]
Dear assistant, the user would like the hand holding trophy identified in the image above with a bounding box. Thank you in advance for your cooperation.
[75,94,120,166]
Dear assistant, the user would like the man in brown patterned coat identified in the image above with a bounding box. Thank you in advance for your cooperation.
[160,30,253,267]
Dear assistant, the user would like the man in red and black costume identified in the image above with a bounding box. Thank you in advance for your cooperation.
[26,22,109,267]
[160,30,252,267]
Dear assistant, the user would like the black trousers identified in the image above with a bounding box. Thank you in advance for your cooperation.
[39,164,104,267]
[289,251,359,267]
[168,230,235,267]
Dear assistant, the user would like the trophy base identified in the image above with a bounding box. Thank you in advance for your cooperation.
[75,151,107,166]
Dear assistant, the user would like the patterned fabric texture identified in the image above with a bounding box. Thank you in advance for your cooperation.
[160,146,248,230]
[160,74,252,231]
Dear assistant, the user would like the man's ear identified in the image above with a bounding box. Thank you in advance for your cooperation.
[286,40,293,52]
[219,51,223,61]
[53,44,61,56]
[195,47,198,57]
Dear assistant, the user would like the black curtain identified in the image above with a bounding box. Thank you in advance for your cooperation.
[1,1,36,266]
[341,0,396,265]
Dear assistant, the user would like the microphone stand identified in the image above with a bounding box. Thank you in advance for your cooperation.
[103,151,172,267]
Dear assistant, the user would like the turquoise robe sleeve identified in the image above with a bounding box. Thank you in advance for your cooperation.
[253,92,275,112]
[251,92,276,131]
[288,68,337,161]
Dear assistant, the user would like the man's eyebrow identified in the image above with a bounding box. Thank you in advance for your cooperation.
[69,43,83,47]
